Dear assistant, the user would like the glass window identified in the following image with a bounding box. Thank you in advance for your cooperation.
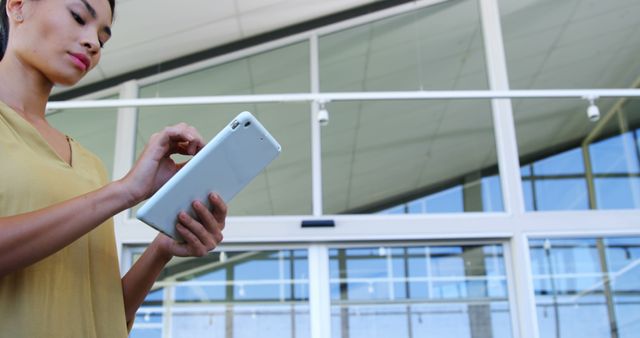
[529,237,640,338]
[130,328,162,338]
[377,174,503,214]
[522,174,536,211]
[408,186,463,214]
[143,42,309,97]
[520,149,588,211]
[533,148,585,176]
[130,249,310,338]
[48,96,117,179]
[134,42,311,216]
[322,100,503,214]
[482,175,504,212]
[499,0,640,89]
[533,178,589,211]
[516,98,640,211]
[320,0,488,92]
[329,244,513,338]
[590,133,640,174]
[594,178,640,210]
[586,99,640,210]
[504,1,640,209]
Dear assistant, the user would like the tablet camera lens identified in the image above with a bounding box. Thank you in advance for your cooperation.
[244,121,251,128]
[231,120,240,129]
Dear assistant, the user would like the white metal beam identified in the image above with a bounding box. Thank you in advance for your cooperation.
[310,34,323,217]
[117,210,640,245]
[308,245,331,338]
[112,80,139,267]
[479,0,537,336]
[46,89,640,110]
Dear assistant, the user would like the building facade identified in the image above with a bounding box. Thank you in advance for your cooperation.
[48,0,640,337]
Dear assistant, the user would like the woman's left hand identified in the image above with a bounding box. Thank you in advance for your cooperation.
[156,193,227,257]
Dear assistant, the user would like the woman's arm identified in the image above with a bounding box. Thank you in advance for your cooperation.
[120,236,172,329]
[121,193,226,327]
[0,123,205,277]
[0,179,134,277]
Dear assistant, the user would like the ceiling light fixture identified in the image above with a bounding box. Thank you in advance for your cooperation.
[584,96,600,122]
[316,100,329,127]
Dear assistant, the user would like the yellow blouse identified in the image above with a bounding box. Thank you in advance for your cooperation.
[0,101,128,337]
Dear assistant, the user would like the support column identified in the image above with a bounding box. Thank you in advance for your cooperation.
[479,1,537,337]
[113,80,139,264]
[309,245,331,338]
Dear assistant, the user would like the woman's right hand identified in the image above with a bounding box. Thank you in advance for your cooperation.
[120,123,205,205]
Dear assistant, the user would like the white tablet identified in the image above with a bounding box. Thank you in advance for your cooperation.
[136,111,281,240]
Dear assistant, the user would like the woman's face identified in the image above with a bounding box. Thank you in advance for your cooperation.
[9,0,112,86]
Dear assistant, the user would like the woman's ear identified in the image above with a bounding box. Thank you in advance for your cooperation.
[6,0,25,24]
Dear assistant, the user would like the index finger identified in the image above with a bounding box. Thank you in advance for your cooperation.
[165,124,205,155]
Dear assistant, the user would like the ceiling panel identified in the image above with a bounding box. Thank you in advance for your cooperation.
[100,18,242,76]
[107,0,237,52]
[572,0,640,21]
[500,0,577,40]
[55,0,380,94]
[239,0,377,36]
[558,4,640,44]
[236,0,287,13]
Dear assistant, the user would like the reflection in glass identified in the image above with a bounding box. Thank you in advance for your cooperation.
[133,101,312,216]
[130,250,310,338]
[320,0,488,92]
[133,41,312,216]
[517,99,640,211]
[529,237,640,338]
[504,0,640,211]
[499,0,640,90]
[378,175,504,214]
[329,244,512,338]
[129,328,162,338]
[319,0,498,213]
[321,99,503,214]
[588,122,640,209]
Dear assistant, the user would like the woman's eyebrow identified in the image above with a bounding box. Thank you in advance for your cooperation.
[79,0,97,19]
[77,0,112,37]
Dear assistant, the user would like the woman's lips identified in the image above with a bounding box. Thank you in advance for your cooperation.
[68,53,90,71]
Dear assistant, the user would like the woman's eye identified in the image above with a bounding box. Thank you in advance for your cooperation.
[71,11,85,25]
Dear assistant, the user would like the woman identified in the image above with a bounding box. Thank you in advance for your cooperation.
[0,0,226,336]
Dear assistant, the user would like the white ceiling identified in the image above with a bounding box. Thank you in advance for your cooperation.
[57,0,381,92]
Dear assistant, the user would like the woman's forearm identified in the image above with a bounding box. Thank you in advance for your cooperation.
[121,236,172,326]
[0,179,136,277]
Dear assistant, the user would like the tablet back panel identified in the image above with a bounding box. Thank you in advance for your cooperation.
[136,111,281,240]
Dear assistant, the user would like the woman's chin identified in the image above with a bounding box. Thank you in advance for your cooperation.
[51,74,84,88]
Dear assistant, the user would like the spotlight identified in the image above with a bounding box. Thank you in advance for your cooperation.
[585,96,600,122]
[317,101,329,126]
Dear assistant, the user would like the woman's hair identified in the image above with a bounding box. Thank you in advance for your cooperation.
[0,0,9,59]
[0,0,116,60]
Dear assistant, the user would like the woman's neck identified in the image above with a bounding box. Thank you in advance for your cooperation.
[0,53,53,122]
